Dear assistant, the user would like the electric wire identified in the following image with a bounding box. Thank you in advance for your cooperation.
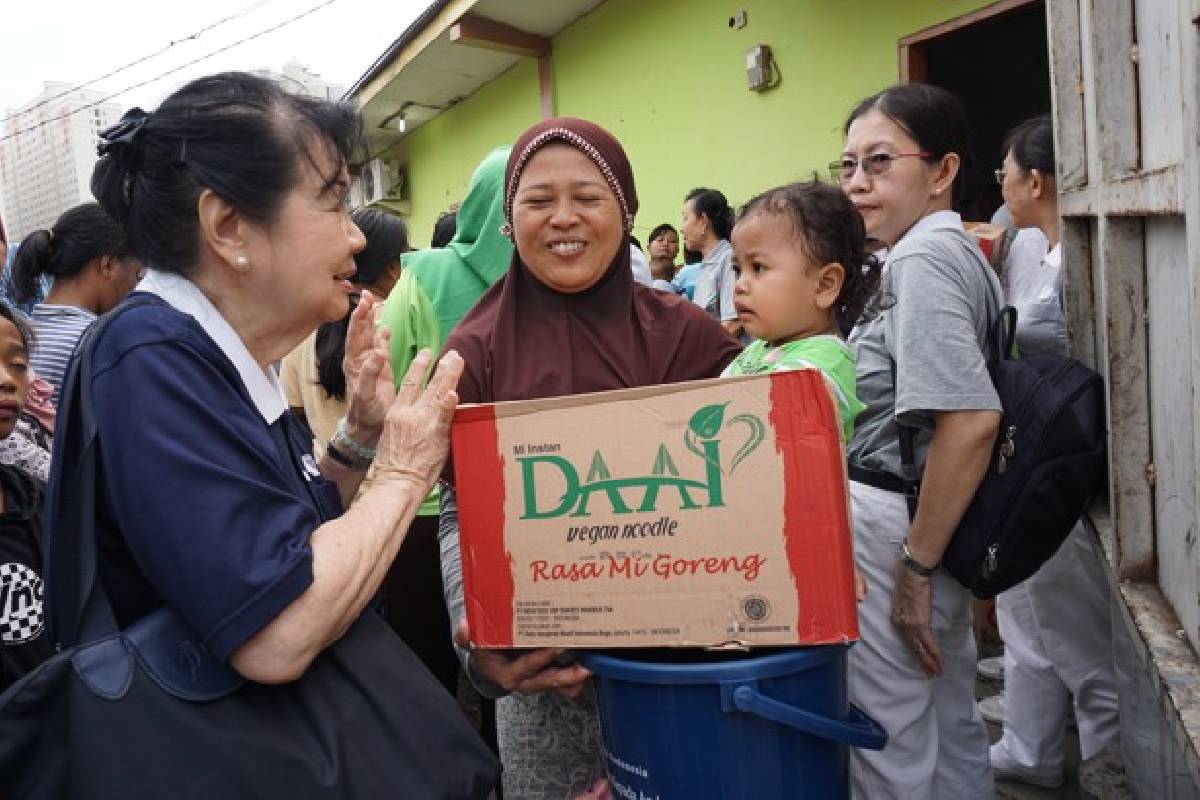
[0,0,340,144]
[1,0,275,123]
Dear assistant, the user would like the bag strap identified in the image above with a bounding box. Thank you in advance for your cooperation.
[48,295,162,649]
[889,230,1015,519]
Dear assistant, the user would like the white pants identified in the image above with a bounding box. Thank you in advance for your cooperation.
[994,519,1119,773]
[848,481,993,800]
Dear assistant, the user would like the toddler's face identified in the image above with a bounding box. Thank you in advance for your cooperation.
[731,212,843,346]
[0,316,29,441]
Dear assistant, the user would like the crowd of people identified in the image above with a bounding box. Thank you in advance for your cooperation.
[0,69,1118,799]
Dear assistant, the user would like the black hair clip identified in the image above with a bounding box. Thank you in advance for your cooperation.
[97,107,150,157]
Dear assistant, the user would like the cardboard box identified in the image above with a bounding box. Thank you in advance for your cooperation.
[451,370,858,649]
[964,221,1009,270]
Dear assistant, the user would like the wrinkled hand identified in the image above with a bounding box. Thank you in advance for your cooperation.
[891,561,942,677]
[455,622,591,699]
[342,291,395,446]
[372,349,463,495]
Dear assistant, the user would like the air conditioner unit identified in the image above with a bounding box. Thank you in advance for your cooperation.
[362,158,405,205]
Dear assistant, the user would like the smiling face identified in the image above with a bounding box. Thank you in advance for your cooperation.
[512,143,624,294]
[242,140,366,329]
[842,108,956,248]
[0,316,29,440]
[731,211,844,346]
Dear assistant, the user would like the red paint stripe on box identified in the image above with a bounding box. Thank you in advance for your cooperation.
[451,404,515,647]
[768,370,859,643]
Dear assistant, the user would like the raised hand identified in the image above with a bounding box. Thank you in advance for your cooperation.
[372,349,463,496]
[341,291,395,446]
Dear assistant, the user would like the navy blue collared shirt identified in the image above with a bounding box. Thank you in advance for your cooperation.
[83,295,342,662]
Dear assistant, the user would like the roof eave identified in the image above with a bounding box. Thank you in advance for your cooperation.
[343,0,462,103]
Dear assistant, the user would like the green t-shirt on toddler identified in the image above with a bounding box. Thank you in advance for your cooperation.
[721,335,865,442]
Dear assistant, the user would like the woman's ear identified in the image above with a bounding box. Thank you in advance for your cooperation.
[931,153,961,199]
[1030,168,1052,201]
[196,188,252,272]
[96,253,119,279]
[814,262,846,310]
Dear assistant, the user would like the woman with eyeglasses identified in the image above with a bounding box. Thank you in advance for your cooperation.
[986,114,1118,789]
[835,83,1002,799]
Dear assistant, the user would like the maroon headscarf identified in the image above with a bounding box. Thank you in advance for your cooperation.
[445,117,740,416]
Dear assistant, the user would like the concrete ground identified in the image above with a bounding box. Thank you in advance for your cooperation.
[976,642,1132,800]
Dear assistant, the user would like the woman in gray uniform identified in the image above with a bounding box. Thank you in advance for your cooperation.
[988,114,1118,788]
[836,83,1002,799]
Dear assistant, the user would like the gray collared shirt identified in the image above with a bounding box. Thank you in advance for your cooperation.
[691,239,737,322]
[848,211,1003,480]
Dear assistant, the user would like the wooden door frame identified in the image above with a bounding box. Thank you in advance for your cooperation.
[899,0,1043,83]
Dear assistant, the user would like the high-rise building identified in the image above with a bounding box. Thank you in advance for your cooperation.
[0,83,122,242]
[250,59,345,101]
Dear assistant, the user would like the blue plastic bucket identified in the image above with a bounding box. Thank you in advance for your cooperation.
[579,646,885,799]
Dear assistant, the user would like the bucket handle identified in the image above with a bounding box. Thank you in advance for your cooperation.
[729,684,888,751]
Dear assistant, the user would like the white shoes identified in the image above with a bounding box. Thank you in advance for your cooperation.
[990,739,1065,789]
[977,692,1077,728]
[977,655,1005,682]
[978,693,1005,726]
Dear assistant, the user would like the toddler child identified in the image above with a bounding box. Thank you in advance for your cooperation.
[722,180,881,442]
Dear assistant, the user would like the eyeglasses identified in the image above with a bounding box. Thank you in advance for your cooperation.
[829,151,932,184]
[994,169,1006,186]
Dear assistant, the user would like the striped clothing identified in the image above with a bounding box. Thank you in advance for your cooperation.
[722,334,865,442]
[30,304,96,404]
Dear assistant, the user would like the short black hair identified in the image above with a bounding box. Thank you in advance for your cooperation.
[92,71,362,274]
[647,223,677,246]
[10,202,131,304]
[350,208,408,286]
[430,211,457,249]
[313,210,410,401]
[844,83,973,205]
[314,299,355,403]
[1003,114,1054,176]
[685,187,735,240]
[0,299,34,351]
[737,179,882,328]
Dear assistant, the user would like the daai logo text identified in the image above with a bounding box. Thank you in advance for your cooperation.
[518,403,764,519]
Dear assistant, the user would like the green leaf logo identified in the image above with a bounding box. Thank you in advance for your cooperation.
[688,403,728,440]
[727,413,765,473]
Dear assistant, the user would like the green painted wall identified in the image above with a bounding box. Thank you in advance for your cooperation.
[403,58,540,246]
[400,0,992,246]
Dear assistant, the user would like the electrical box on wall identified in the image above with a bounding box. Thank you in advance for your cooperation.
[746,45,780,92]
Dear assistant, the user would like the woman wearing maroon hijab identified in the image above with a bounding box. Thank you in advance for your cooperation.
[440,118,740,798]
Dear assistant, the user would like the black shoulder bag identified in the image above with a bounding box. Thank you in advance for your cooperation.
[891,246,1107,599]
[0,299,499,799]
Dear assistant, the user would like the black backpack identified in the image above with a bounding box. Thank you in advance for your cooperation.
[898,305,1107,598]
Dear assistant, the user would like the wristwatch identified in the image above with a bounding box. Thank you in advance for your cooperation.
[325,439,371,470]
[331,419,376,470]
[900,539,938,577]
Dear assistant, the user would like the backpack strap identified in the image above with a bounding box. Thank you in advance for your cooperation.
[889,230,1015,522]
[47,294,163,649]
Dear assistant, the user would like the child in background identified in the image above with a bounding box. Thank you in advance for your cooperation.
[0,300,54,691]
[723,181,881,442]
